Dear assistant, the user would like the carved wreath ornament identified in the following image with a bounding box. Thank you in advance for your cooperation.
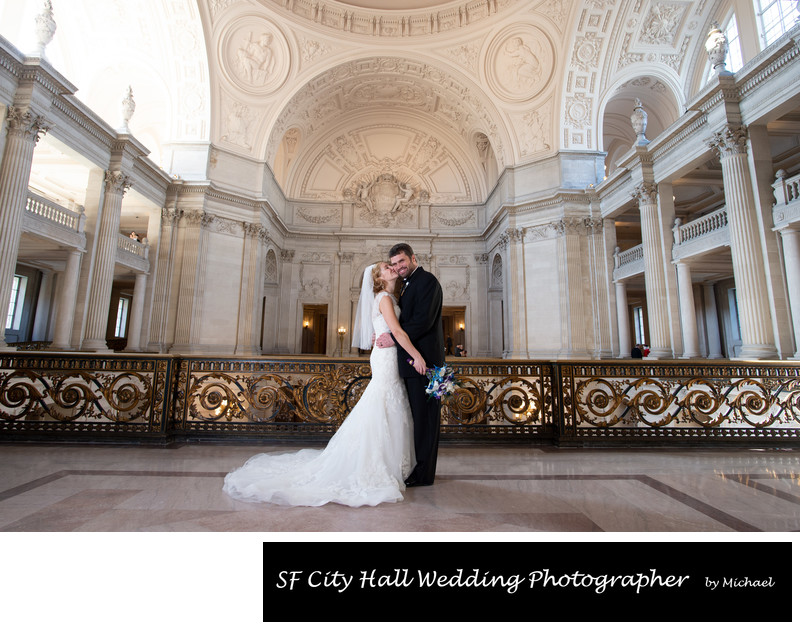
[350,173,423,227]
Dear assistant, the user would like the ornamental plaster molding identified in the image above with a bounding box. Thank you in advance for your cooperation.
[431,208,476,227]
[352,173,421,228]
[295,207,341,224]
[513,100,553,156]
[220,96,258,150]
[267,56,508,171]
[258,0,521,38]
[219,16,290,95]
[638,2,689,47]
[484,23,555,103]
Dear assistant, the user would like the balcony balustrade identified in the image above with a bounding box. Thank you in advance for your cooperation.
[23,192,86,250]
[672,207,730,261]
[612,244,644,281]
[1,352,798,446]
[773,170,800,229]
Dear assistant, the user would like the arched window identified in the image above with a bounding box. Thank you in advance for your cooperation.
[755,0,800,47]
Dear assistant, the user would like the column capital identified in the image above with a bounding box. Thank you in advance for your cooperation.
[6,107,49,144]
[708,124,748,158]
[632,182,658,205]
[104,170,133,195]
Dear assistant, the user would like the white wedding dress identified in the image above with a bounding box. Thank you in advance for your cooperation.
[223,291,416,507]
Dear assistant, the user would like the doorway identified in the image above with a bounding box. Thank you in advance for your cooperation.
[441,306,466,356]
[301,304,328,354]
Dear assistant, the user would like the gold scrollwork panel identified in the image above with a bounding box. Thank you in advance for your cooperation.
[0,368,154,424]
[566,373,800,432]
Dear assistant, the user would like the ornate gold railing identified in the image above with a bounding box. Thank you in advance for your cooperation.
[560,361,800,442]
[0,354,173,440]
[173,358,554,440]
[1,353,798,445]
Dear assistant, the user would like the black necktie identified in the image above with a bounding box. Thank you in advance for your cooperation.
[401,280,409,296]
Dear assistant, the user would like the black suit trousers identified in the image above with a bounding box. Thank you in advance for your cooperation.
[404,373,442,485]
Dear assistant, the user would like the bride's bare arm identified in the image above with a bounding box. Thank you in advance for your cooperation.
[379,295,426,375]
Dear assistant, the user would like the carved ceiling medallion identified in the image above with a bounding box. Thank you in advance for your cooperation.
[219,16,290,95]
[484,24,555,103]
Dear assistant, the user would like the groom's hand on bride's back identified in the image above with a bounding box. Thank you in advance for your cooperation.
[375,333,394,348]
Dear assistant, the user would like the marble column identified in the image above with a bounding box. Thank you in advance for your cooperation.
[52,248,82,349]
[675,261,700,358]
[82,170,132,351]
[31,269,53,341]
[503,227,528,359]
[703,283,723,359]
[125,272,148,352]
[170,210,210,353]
[633,182,671,358]
[708,125,777,358]
[615,280,631,358]
[147,208,180,352]
[235,223,267,355]
[0,107,49,349]
[779,227,800,359]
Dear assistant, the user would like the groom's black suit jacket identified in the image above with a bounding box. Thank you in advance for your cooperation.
[394,266,445,378]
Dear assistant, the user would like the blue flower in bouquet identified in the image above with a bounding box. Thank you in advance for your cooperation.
[424,363,460,401]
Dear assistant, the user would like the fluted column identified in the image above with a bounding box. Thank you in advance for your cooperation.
[82,170,132,351]
[170,210,210,352]
[0,107,49,349]
[235,223,267,355]
[780,227,800,358]
[633,182,671,358]
[703,283,723,359]
[52,249,82,349]
[615,281,631,358]
[502,227,528,358]
[125,272,148,352]
[147,208,180,352]
[675,262,700,358]
[708,125,777,358]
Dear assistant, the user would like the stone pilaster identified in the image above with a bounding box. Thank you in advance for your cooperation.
[147,208,180,352]
[235,222,268,355]
[708,125,777,358]
[82,170,132,351]
[501,227,527,358]
[0,107,49,349]
[170,210,211,353]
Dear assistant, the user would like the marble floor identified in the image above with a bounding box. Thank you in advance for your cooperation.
[0,441,799,532]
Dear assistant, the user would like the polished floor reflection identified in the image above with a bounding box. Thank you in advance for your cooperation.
[0,442,798,532]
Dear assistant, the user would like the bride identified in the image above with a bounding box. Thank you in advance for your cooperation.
[223,262,427,507]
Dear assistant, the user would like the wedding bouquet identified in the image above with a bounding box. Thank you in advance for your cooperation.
[423,364,460,402]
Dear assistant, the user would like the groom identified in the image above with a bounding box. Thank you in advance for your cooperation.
[377,243,444,486]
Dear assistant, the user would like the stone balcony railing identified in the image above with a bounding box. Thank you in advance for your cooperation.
[23,192,87,250]
[116,234,150,273]
[612,244,644,281]
[773,170,800,229]
[672,207,730,261]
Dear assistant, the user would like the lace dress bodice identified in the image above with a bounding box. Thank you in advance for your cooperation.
[371,291,397,337]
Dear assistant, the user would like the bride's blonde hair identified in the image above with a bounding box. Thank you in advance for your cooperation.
[371,262,386,294]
